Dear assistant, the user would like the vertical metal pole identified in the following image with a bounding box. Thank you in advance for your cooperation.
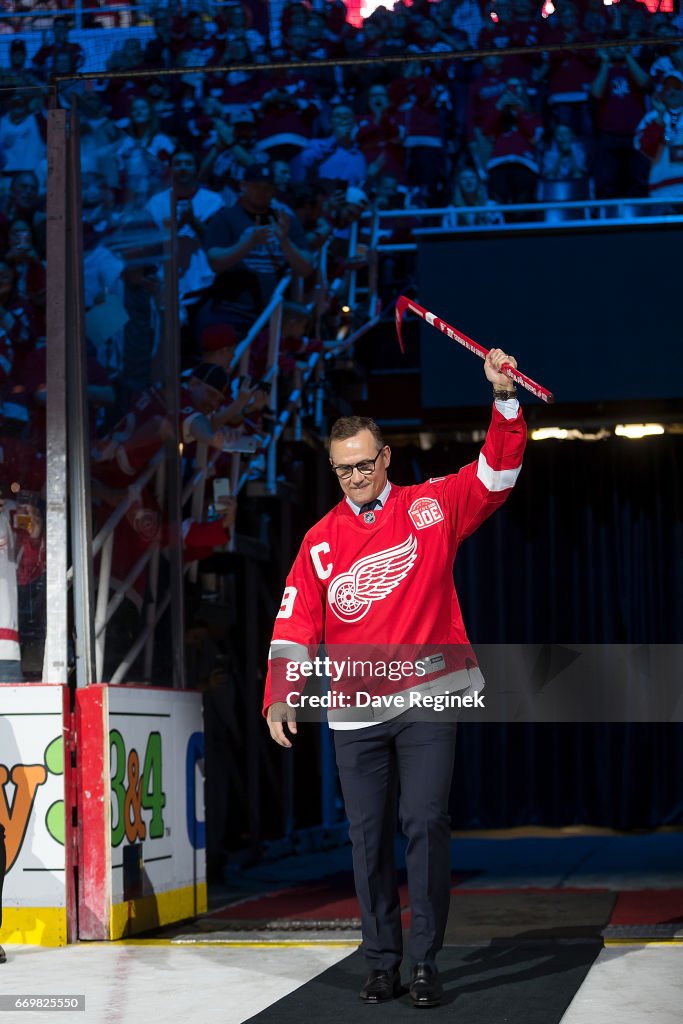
[347,220,359,310]
[244,558,261,843]
[163,190,186,689]
[143,460,166,679]
[368,210,380,317]
[43,108,69,685]
[67,101,96,688]
[188,442,208,584]
[293,366,303,441]
[93,533,114,683]
[265,299,283,494]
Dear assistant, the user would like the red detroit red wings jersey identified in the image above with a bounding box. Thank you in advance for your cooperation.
[263,404,526,712]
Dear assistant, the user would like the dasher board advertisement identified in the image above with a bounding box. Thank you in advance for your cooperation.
[0,684,72,946]
[77,685,206,940]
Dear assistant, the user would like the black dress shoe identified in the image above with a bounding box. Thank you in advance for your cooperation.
[0,946,5,964]
[409,964,443,1008]
[359,968,401,1002]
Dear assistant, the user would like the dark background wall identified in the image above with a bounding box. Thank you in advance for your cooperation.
[388,425,683,828]
[417,224,683,409]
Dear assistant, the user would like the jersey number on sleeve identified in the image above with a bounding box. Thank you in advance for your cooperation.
[277,586,297,619]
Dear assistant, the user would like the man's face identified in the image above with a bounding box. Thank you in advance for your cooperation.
[9,220,32,250]
[189,15,205,39]
[12,173,38,210]
[241,180,276,214]
[483,54,502,74]
[130,97,151,125]
[555,124,573,150]
[171,153,197,187]
[506,78,525,101]
[368,86,389,117]
[189,378,224,414]
[331,107,355,142]
[664,78,683,112]
[229,5,247,28]
[375,176,398,207]
[272,161,291,191]
[81,173,104,208]
[287,26,308,53]
[559,4,577,30]
[417,20,438,42]
[329,429,390,505]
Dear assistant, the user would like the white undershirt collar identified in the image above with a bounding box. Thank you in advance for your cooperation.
[347,479,392,515]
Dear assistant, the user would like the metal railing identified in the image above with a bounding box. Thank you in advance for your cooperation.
[372,197,683,253]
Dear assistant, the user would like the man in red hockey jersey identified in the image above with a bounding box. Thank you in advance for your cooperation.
[264,348,526,1007]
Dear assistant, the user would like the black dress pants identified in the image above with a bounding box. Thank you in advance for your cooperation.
[333,716,457,970]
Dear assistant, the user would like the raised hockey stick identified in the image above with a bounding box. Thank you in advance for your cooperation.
[395,294,554,404]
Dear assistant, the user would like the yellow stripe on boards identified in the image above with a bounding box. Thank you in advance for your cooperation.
[0,907,68,947]
[109,883,208,939]
[604,939,683,947]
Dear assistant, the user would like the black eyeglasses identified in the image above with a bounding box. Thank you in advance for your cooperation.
[331,448,385,480]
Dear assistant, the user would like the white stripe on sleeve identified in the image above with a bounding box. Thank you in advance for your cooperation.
[477,452,522,492]
[269,641,311,662]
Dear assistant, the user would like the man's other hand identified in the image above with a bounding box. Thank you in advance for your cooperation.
[267,701,298,748]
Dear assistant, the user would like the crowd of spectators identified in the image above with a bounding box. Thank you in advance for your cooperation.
[0,0,682,681]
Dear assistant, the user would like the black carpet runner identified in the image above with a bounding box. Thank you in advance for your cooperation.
[243,941,602,1023]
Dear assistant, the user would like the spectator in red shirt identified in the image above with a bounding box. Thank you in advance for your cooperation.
[256,70,321,163]
[392,67,451,202]
[467,54,509,176]
[590,43,650,200]
[540,3,596,140]
[357,84,406,184]
[483,77,542,209]
[218,2,267,58]
[174,10,220,69]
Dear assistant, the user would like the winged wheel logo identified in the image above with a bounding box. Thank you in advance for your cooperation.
[327,534,418,623]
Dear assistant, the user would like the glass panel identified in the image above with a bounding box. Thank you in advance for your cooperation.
[79,89,182,685]
[0,86,49,682]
